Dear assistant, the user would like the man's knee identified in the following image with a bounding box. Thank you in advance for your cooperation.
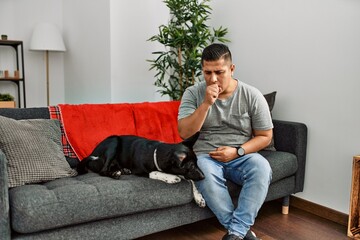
[247,153,272,183]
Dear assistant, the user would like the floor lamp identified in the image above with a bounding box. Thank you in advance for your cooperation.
[30,23,66,106]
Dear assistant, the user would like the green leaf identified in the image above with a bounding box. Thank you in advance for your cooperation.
[147,0,230,99]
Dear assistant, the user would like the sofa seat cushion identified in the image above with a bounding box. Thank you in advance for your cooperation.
[227,151,298,196]
[9,173,193,234]
[259,150,298,183]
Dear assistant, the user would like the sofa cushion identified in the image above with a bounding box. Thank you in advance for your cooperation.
[263,91,277,151]
[259,150,298,183]
[227,151,297,196]
[9,173,193,234]
[263,91,276,112]
[0,116,77,188]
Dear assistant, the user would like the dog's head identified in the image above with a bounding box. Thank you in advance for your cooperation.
[160,132,204,181]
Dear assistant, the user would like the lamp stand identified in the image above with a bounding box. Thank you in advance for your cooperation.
[45,50,50,106]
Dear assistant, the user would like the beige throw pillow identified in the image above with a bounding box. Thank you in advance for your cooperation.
[0,116,77,188]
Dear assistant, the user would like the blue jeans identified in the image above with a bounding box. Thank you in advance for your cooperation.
[195,153,272,238]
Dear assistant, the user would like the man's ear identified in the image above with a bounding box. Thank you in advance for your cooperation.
[182,131,200,148]
[230,64,235,74]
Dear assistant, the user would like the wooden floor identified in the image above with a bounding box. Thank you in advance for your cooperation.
[137,201,350,240]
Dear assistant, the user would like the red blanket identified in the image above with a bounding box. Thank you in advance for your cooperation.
[58,101,182,160]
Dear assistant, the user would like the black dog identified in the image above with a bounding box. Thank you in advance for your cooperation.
[77,132,204,181]
[77,132,206,207]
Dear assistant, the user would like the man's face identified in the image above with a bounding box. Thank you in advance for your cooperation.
[202,58,234,94]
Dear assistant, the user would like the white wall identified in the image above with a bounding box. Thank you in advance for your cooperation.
[1,0,359,214]
[210,0,360,213]
[109,0,168,103]
[62,0,168,103]
[0,0,65,107]
[63,0,111,104]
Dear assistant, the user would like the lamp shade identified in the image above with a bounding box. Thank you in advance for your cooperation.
[30,23,66,52]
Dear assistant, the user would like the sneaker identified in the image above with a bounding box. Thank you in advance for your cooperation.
[222,233,242,240]
[244,230,261,240]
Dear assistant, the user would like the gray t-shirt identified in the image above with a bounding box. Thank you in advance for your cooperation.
[178,79,273,155]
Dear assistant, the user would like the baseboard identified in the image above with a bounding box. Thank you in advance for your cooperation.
[290,196,348,226]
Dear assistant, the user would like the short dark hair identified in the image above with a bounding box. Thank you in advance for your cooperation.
[201,43,232,65]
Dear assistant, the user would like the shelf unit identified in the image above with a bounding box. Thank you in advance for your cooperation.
[0,40,26,107]
[348,156,360,238]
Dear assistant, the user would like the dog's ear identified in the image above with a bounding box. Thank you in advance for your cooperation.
[174,151,187,167]
[175,152,187,162]
[182,131,200,148]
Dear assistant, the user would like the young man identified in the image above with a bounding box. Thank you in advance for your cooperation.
[178,43,273,240]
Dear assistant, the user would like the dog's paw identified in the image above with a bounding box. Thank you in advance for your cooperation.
[149,171,159,179]
[194,192,206,208]
[165,175,182,184]
[150,171,181,184]
[111,171,122,179]
[121,168,132,175]
[190,180,206,208]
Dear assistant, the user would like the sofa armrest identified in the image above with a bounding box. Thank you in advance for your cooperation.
[273,119,308,193]
[0,149,11,240]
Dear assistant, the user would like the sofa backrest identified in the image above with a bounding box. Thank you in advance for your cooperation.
[0,107,49,120]
[59,101,183,159]
[132,101,182,143]
[0,101,183,160]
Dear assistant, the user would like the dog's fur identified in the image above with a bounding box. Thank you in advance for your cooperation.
[77,132,206,207]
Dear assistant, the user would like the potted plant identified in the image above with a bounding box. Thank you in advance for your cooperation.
[0,93,15,108]
[148,0,230,100]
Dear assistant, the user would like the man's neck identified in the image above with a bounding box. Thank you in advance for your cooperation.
[218,78,238,100]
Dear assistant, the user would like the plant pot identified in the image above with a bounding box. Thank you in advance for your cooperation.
[0,101,15,108]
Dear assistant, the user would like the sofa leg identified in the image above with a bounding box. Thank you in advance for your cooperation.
[282,196,290,215]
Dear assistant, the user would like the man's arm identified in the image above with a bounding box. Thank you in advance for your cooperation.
[242,129,273,154]
[178,102,210,139]
[209,129,273,162]
[178,84,219,139]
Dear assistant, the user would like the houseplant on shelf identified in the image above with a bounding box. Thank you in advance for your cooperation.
[148,0,230,100]
[0,93,15,108]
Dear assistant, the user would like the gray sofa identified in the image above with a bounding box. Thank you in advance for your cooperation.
[0,105,307,240]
